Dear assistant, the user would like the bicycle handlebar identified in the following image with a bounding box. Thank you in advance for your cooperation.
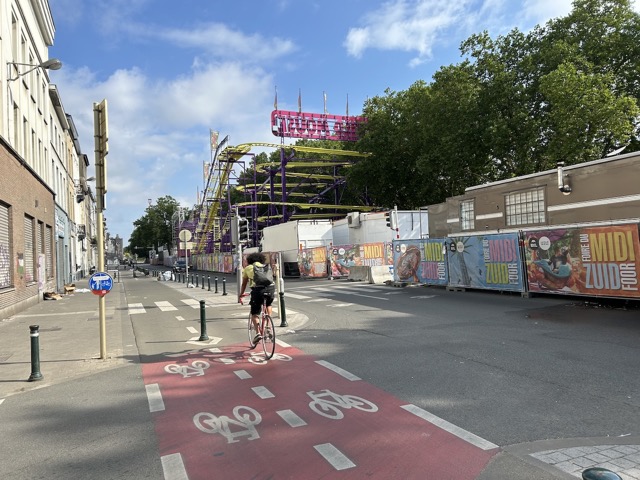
[238,293,249,305]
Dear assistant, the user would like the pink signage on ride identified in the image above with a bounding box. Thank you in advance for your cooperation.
[271,110,365,141]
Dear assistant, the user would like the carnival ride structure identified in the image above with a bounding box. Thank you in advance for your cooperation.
[192,142,375,254]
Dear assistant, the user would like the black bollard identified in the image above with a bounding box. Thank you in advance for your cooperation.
[196,274,199,288]
[214,277,218,294]
[28,325,44,381]
[202,275,205,289]
[207,276,211,291]
[582,467,623,480]
[222,277,227,296]
[198,300,209,341]
[279,291,288,327]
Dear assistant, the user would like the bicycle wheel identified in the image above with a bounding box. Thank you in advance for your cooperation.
[247,314,258,349]
[261,314,276,359]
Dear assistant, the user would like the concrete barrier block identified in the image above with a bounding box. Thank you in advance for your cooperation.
[369,266,394,285]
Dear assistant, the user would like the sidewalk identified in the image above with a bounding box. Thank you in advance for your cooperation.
[0,271,137,399]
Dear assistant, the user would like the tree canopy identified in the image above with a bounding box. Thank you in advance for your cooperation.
[347,0,640,209]
[127,196,181,253]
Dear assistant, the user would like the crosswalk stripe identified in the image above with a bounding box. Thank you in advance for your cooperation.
[181,299,200,308]
[155,301,177,311]
[128,303,146,314]
[285,292,311,299]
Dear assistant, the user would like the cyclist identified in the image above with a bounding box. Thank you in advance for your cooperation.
[239,252,275,345]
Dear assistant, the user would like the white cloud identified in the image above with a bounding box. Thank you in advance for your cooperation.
[51,59,276,241]
[521,0,573,24]
[344,0,476,67]
[131,22,297,63]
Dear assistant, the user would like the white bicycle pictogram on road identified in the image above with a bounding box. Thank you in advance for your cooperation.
[193,406,262,443]
[248,352,292,365]
[164,360,210,378]
[307,389,378,420]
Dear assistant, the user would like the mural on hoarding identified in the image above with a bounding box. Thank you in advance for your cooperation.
[392,239,448,285]
[447,233,524,291]
[329,243,389,277]
[524,224,640,297]
[191,253,235,273]
[299,247,328,278]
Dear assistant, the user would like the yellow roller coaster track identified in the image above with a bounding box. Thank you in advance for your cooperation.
[194,142,370,253]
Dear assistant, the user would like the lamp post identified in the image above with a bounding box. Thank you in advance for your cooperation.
[7,58,62,81]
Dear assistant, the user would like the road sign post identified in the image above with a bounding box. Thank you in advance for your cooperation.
[94,99,109,359]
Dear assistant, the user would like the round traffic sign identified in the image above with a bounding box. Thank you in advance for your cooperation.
[89,272,114,297]
[179,229,192,242]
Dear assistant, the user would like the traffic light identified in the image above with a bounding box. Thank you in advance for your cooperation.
[238,217,249,244]
[385,209,398,230]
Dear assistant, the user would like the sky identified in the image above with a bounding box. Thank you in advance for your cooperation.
[46,0,639,245]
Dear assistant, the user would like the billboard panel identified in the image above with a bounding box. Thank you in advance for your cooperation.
[393,239,448,285]
[299,246,328,278]
[524,224,640,297]
[447,233,524,291]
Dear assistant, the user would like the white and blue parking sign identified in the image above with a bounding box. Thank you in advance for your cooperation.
[89,272,114,296]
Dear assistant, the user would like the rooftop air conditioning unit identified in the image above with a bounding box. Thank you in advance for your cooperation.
[347,212,361,228]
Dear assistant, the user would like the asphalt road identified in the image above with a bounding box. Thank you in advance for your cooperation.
[280,279,640,447]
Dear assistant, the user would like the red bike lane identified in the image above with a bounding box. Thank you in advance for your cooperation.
[143,343,499,479]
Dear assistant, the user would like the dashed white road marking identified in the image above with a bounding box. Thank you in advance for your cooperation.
[277,409,307,427]
[155,301,178,311]
[219,358,235,365]
[401,404,498,450]
[410,295,436,299]
[0,399,5,406]
[347,292,388,300]
[234,370,252,379]
[306,298,331,302]
[145,383,165,412]
[276,339,291,348]
[252,386,275,399]
[316,360,361,381]
[186,326,198,334]
[176,316,185,321]
[128,303,146,315]
[161,452,188,480]
[314,443,356,471]
[328,303,354,307]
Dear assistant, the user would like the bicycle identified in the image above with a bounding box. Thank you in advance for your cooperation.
[240,293,276,360]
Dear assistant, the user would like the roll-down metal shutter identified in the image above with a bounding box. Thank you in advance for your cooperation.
[0,203,11,288]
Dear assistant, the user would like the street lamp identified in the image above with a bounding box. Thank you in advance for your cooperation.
[7,58,62,81]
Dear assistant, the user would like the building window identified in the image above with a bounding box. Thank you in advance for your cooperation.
[460,199,475,230]
[0,202,12,288]
[505,188,546,226]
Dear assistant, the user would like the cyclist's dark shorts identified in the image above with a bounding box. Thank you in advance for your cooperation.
[249,285,275,315]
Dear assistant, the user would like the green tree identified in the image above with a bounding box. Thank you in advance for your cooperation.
[128,196,181,253]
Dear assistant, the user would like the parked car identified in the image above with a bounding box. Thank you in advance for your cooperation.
[173,259,187,273]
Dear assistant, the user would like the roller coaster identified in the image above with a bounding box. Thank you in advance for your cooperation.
[192,142,374,254]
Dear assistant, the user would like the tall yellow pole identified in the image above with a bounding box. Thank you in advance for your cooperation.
[97,210,106,359]
[94,99,109,360]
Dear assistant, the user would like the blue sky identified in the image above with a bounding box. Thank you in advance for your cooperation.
[46,0,637,244]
